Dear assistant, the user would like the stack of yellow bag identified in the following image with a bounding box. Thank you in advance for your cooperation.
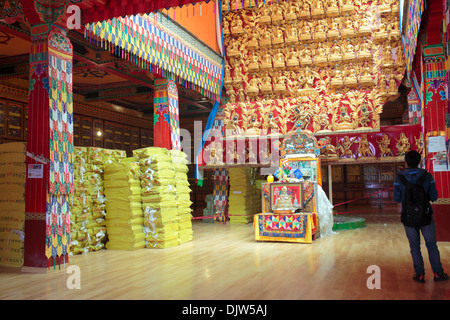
[69,147,127,255]
[104,159,145,250]
[85,147,126,252]
[134,147,180,249]
[69,147,92,255]
[0,142,26,267]
[228,168,261,224]
[169,150,193,244]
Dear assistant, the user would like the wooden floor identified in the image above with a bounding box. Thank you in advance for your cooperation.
[1,216,449,300]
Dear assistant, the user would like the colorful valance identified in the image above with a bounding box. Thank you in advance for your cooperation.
[402,0,425,76]
[82,0,209,24]
[85,12,223,100]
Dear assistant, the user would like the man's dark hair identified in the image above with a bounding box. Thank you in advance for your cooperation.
[405,150,421,168]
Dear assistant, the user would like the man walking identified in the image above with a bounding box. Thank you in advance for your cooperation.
[394,150,448,283]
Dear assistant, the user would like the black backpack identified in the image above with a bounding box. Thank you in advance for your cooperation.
[397,172,432,228]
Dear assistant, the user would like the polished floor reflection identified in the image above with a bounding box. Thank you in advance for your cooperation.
[0,217,449,300]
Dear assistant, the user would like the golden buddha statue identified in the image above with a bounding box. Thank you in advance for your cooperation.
[286,46,300,68]
[327,17,341,40]
[329,41,343,64]
[272,26,285,46]
[258,5,272,25]
[359,62,375,86]
[321,136,339,159]
[379,0,392,14]
[260,72,273,94]
[396,132,411,156]
[224,64,232,85]
[357,39,372,61]
[285,0,299,21]
[298,21,312,42]
[336,135,357,159]
[377,133,394,158]
[343,64,358,87]
[313,19,328,42]
[326,0,340,17]
[314,42,328,66]
[330,67,344,87]
[298,1,311,19]
[342,39,357,62]
[373,22,388,42]
[341,15,356,38]
[259,26,273,48]
[247,51,260,73]
[357,134,375,159]
[311,0,325,18]
[382,43,393,67]
[223,18,230,36]
[244,76,260,97]
[273,48,286,69]
[244,26,260,50]
[285,23,299,45]
[261,49,273,70]
[357,13,373,36]
[415,134,424,154]
[300,44,313,66]
[273,73,288,94]
[272,4,285,24]
[340,0,355,14]
[226,38,240,58]
[230,15,244,35]
[378,74,388,93]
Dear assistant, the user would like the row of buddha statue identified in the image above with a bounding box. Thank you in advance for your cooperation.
[222,0,399,29]
[222,90,383,137]
[320,132,423,161]
[225,61,404,101]
[203,131,421,166]
[225,13,400,49]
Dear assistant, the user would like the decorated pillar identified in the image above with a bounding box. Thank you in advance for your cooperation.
[153,78,180,150]
[23,23,73,270]
[422,44,450,241]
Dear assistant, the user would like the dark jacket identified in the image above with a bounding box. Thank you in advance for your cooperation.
[394,168,439,204]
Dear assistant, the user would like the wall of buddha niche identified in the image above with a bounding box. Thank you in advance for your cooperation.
[221,0,405,137]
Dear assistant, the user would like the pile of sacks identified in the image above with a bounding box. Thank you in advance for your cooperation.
[134,147,193,248]
[104,158,145,250]
[70,147,126,255]
[134,147,179,249]
[0,142,26,267]
[169,150,193,245]
[70,147,91,255]
[227,168,261,224]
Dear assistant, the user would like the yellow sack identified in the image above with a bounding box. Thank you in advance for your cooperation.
[133,147,168,159]
[106,225,144,235]
[141,193,177,204]
[106,217,144,227]
[141,185,176,195]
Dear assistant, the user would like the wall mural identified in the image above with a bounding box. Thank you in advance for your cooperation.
[221,0,405,137]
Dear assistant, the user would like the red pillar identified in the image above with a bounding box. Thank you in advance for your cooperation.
[23,24,73,271]
[422,44,450,241]
[153,78,180,150]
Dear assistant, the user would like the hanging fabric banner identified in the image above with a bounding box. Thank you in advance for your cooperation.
[195,0,225,185]
[402,0,425,77]
[86,11,223,101]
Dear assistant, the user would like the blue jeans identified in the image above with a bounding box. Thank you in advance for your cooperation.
[404,218,443,274]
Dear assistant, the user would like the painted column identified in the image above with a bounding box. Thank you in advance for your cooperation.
[153,78,180,150]
[422,44,450,241]
[23,24,73,270]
